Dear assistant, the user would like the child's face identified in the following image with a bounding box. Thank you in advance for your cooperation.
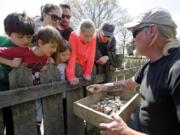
[80,28,95,43]
[58,49,70,63]
[9,33,32,47]
[39,41,57,57]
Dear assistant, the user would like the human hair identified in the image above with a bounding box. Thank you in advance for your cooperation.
[41,3,61,21]
[4,12,35,35]
[156,24,180,55]
[157,25,177,39]
[59,4,71,10]
[79,19,95,32]
[36,26,62,46]
[53,40,71,62]
[58,40,70,52]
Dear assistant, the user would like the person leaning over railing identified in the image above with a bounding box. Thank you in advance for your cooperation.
[87,8,180,135]
[0,26,62,135]
[0,12,35,135]
[66,19,96,85]
[95,23,116,73]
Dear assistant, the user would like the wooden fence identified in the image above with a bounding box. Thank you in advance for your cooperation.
[0,57,147,135]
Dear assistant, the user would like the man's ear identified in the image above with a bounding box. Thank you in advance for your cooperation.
[148,25,158,47]
[150,24,158,37]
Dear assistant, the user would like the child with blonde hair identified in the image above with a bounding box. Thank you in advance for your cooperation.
[66,19,96,85]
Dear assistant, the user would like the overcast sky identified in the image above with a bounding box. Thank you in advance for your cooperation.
[119,0,180,37]
[0,0,180,37]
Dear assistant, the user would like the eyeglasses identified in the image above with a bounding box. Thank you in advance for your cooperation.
[48,14,61,21]
[132,26,150,38]
[62,14,71,19]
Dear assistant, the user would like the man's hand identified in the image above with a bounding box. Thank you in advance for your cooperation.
[99,114,146,135]
[99,115,131,135]
[86,84,107,93]
[10,58,22,68]
[96,56,109,65]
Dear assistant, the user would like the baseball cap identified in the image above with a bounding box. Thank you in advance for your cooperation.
[101,23,115,37]
[124,8,177,31]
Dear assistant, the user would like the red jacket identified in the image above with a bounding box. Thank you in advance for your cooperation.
[66,31,96,81]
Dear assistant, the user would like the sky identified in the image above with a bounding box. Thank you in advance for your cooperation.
[0,0,180,37]
[119,0,180,37]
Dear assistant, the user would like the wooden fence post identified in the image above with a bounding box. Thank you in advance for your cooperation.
[40,64,64,135]
[0,110,4,135]
[67,65,85,135]
[9,64,37,135]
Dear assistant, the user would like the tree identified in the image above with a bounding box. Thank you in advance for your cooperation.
[126,41,135,56]
[63,0,130,28]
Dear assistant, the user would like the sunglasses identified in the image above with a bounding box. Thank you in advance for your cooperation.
[48,14,61,21]
[132,26,150,38]
[62,14,71,19]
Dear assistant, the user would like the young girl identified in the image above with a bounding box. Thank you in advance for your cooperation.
[66,19,96,85]
[0,26,62,133]
[54,40,71,131]
[53,40,71,81]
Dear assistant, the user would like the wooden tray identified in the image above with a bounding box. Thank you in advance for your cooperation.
[73,92,140,127]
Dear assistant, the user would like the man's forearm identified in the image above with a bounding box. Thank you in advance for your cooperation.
[103,78,139,92]
[104,81,125,91]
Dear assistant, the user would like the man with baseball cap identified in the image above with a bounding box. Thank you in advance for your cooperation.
[87,8,180,135]
[95,23,117,73]
[101,23,115,37]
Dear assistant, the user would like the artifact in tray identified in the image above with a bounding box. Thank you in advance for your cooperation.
[89,95,128,116]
